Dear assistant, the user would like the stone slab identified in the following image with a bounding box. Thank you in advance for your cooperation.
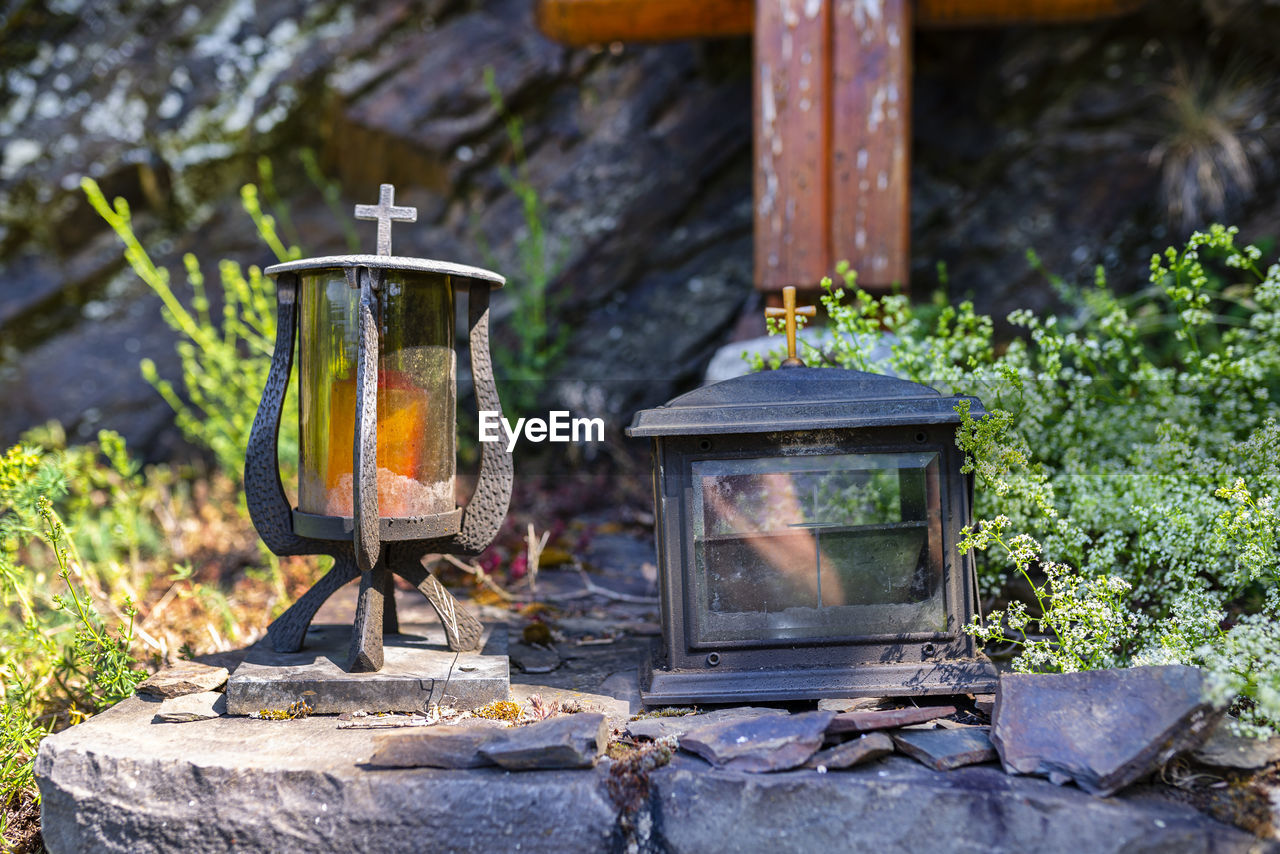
[680,710,834,772]
[827,705,956,735]
[35,698,1268,854]
[647,756,1270,854]
[151,692,226,724]
[225,623,508,715]
[1193,720,1280,771]
[136,661,229,698]
[992,665,1224,796]
[480,713,607,770]
[368,724,503,769]
[626,707,788,741]
[804,732,895,770]
[892,726,998,771]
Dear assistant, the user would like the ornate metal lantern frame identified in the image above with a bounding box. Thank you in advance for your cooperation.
[628,360,999,705]
[244,185,512,673]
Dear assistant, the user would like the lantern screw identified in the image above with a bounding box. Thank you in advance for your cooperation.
[765,285,817,368]
[354,183,417,256]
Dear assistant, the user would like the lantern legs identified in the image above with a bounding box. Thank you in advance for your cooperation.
[348,560,392,672]
[267,549,361,653]
[266,546,482,668]
[394,561,484,653]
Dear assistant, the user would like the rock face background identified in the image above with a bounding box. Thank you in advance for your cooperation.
[1,0,1277,458]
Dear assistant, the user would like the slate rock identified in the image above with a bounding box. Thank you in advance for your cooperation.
[973,694,997,716]
[367,724,503,769]
[680,710,835,772]
[816,697,887,713]
[150,691,226,724]
[37,696,618,853]
[892,727,998,771]
[626,707,788,741]
[33,696,1265,853]
[826,705,956,735]
[804,732,895,770]
[136,661,229,698]
[992,665,1226,796]
[509,641,561,674]
[480,712,607,770]
[1192,720,1280,771]
[648,755,1264,853]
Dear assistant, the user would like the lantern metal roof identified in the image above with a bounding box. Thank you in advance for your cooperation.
[626,367,984,437]
[264,254,505,288]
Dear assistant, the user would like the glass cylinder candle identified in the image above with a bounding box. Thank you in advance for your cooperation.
[297,270,456,519]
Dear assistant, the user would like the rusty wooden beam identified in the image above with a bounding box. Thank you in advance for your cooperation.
[535,0,1145,45]
[535,0,752,46]
[754,0,831,291]
[830,0,912,289]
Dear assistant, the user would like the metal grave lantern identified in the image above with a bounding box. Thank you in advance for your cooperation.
[245,184,512,672]
[627,288,997,704]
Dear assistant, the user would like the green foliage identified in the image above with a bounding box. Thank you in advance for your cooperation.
[1,436,148,815]
[480,65,569,414]
[755,227,1280,733]
[81,176,300,483]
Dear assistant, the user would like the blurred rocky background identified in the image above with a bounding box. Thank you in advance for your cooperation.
[1,0,1278,460]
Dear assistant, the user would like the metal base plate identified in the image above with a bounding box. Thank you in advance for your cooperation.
[226,622,508,715]
[638,646,998,706]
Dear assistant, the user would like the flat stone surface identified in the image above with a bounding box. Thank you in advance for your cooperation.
[992,665,1225,796]
[1193,721,1280,770]
[827,705,956,735]
[509,641,561,674]
[36,696,616,854]
[627,707,788,741]
[150,692,225,724]
[136,661,228,699]
[893,727,998,771]
[681,711,834,773]
[804,732,895,770]
[35,695,1267,854]
[368,724,504,769]
[480,713,607,770]
[225,623,508,715]
[647,756,1269,854]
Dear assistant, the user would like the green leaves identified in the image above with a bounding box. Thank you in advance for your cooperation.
[82,176,299,484]
[757,226,1280,733]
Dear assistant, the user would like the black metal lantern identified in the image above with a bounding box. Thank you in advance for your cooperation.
[244,184,512,673]
[627,289,997,704]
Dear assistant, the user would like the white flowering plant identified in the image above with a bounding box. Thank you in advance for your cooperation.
[752,225,1280,735]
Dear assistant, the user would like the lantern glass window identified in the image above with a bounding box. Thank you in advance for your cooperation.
[298,270,456,519]
[691,451,946,645]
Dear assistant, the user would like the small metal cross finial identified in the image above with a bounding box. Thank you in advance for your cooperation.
[765,286,817,368]
[354,184,417,256]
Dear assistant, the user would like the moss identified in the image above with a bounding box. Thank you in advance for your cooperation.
[472,700,522,722]
[252,699,313,721]
[629,707,697,722]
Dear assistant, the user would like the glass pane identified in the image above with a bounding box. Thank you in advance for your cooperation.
[691,452,945,643]
[298,271,456,518]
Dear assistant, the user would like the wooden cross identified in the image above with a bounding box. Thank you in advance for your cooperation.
[537,0,1143,293]
[354,183,417,256]
[765,285,817,367]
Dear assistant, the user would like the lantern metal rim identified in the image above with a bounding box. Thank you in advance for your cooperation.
[264,254,505,287]
[626,366,984,437]
[291,507,463,542]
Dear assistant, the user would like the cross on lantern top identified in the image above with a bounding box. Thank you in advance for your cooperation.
[354,184,417,256]
[765,285,816,368]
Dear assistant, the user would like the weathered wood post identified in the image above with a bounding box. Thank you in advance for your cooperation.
[537,0,1145,293]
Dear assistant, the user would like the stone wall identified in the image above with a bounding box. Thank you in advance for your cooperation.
[1,0,1276,457]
